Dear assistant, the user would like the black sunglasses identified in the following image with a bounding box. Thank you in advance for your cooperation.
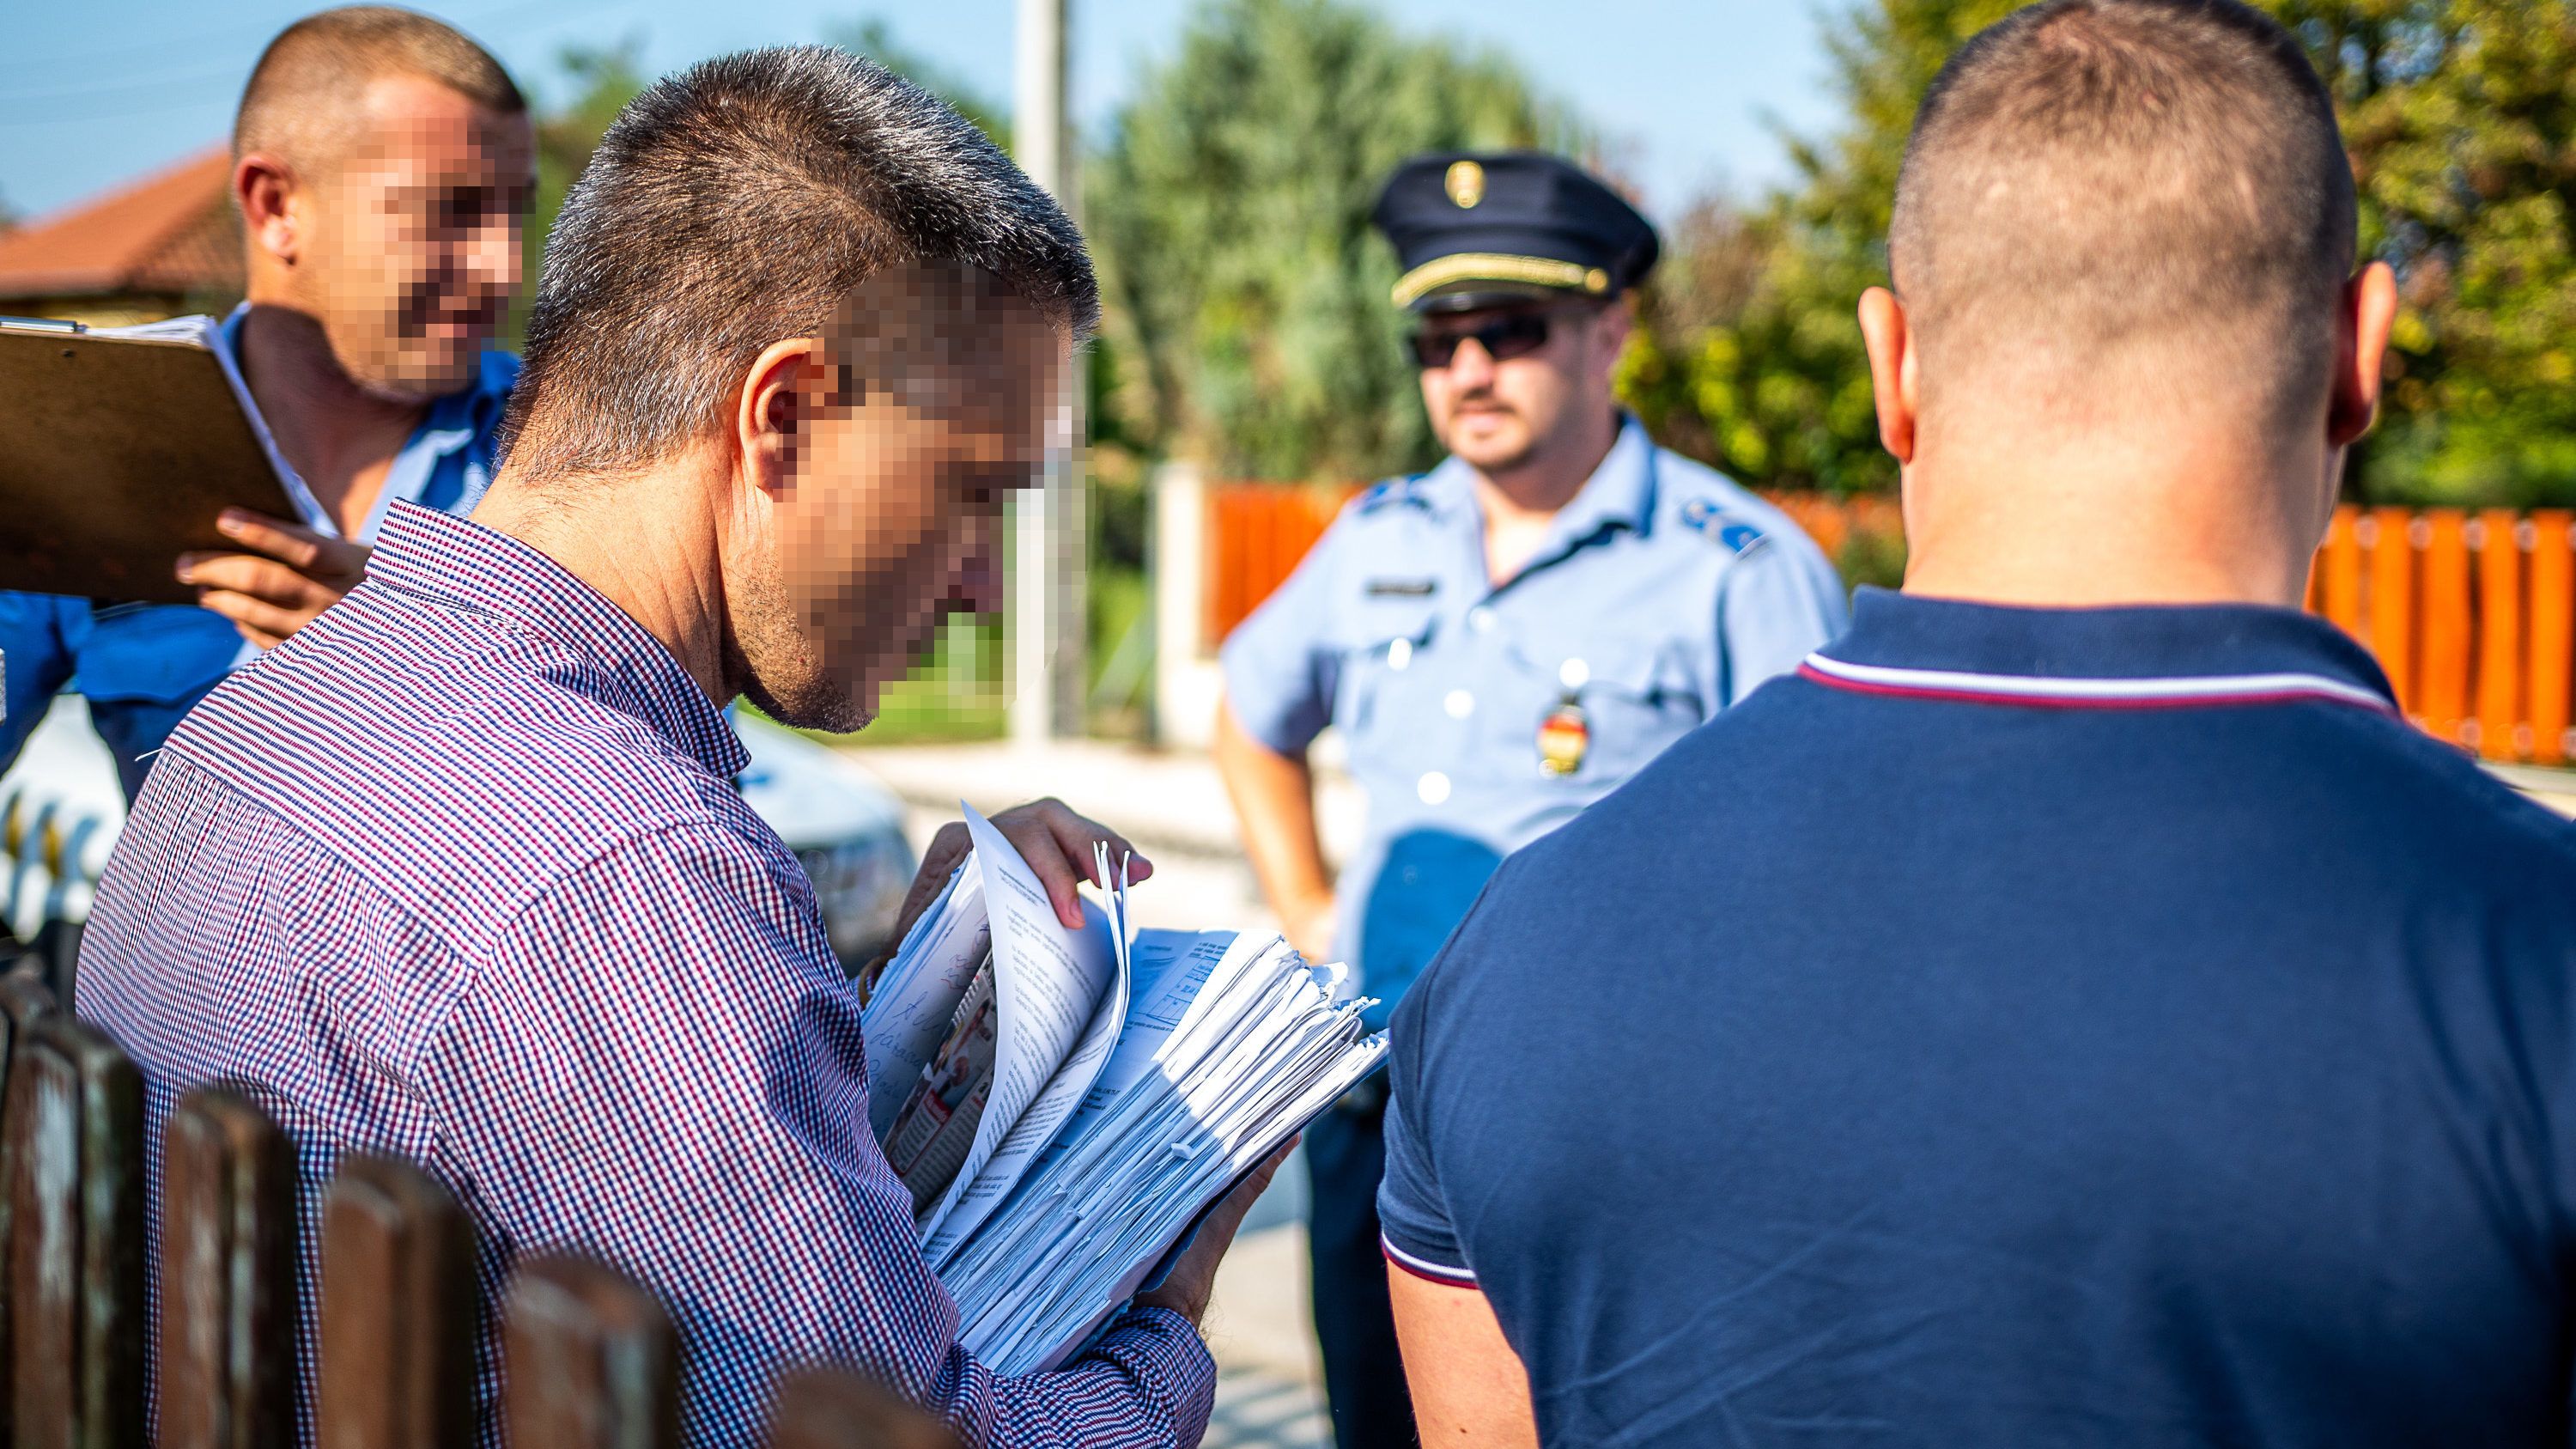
[1406,307,1583,370]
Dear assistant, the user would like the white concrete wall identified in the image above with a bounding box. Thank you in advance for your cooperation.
[1152,460,1225,750]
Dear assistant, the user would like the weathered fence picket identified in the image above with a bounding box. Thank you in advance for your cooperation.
[315,1156,476,1449]
[0,964,58,1440]
[160,1086,299,1449]
[4,1013,145,1449]
[769,1370,961,1449]
[501,1256,678,1449]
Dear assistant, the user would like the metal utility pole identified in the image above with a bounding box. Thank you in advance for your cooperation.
[1009,0,1087,744]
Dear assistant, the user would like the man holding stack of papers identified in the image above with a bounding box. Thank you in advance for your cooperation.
[865,810,1385,1375]
[76,45,1338,1448]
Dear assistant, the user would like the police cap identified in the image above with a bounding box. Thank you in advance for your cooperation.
[1372,150,1660,314]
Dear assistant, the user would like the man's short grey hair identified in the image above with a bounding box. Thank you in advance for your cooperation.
[1888,0,2356,426]
[500,46,1097,484]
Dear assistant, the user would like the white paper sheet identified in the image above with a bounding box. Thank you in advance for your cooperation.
[914,805,1118,1239]
[860,865,991,1142]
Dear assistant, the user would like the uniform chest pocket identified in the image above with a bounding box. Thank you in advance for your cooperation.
[1504,639,1704,785]
[1333,606,1439,738]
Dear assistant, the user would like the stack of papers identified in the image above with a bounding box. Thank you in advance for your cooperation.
[860,806,1387,1373]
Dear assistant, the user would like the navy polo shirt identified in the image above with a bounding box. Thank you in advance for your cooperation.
[1381,587,2576,1446]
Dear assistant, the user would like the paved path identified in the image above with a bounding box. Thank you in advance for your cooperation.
[1201,1221,1334,1449]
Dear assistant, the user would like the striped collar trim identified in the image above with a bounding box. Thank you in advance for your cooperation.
[1797,652,2397,715]
[1381,1233,1478,1288]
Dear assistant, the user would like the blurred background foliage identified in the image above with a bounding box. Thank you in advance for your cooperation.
[1625,0,2576,506]
[1085,0,1583,484]
[510,0,2573,510]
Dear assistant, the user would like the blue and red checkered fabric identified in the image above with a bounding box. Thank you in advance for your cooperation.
[78,501,1215,1448]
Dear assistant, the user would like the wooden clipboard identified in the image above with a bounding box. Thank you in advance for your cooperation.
[0,318,300,605]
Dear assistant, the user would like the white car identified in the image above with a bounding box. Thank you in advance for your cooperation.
[1,696,915,985]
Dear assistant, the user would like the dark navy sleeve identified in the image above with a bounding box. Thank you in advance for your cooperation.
[1377,963,1474,1286]
[0,594,80,773]
[1219,510,1354,755]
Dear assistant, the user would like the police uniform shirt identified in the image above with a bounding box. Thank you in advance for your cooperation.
[1222,417,1847,1021]
[1380,588,2576,1446]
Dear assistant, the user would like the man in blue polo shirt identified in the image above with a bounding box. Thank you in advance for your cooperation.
[1381,2,2576,1444]
[0,6,529,800]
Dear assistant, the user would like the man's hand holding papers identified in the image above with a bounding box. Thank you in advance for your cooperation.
[1135,1135,1297,1324]
[897,796,1154,935]
[862,804,1390,1373]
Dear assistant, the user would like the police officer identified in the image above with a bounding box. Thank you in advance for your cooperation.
[1213,151,1848,1446]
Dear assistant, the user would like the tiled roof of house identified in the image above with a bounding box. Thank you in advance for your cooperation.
[0,148,240,301]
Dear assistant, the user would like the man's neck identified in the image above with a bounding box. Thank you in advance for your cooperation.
[235,301,427,536]
[469,467,734,707]
[1897,425,2330,611]
[1469,409,1621,584]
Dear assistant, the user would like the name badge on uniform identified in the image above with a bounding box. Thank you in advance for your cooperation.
[1537,695,1589,776]
[1365,577,1437,598]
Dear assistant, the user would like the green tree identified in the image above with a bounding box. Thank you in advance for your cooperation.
[1631,0,2576,505]
[508,40,647,350]
[1088,0,1582,483]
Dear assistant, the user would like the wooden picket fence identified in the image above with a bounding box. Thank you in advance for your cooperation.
[1201,484,2576,767]
[0,959,954,1449]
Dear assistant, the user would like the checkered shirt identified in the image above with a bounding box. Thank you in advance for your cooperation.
[76,502,1216,1448]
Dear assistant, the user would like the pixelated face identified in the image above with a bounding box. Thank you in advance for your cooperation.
[737,262,1066,733]
[299,74,533,402]
[1415,299,1620,473]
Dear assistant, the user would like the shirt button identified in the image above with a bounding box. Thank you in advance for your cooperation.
[1559,657,1590,691]
[1417,770,1452,805]
[1443,690,1474,719]
[1387,638,1413,671]
[1467,606,1494,633]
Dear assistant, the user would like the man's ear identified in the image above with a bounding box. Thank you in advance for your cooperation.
[234,154,301,265]
[736,337,829,502]
[1857,286,1919,465]
[2329,261,2397,447]
[1594,295,1637,384]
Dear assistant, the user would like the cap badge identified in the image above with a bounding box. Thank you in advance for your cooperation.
[1444,160,1485,209]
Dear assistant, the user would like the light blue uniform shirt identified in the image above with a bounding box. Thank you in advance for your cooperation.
[1222,418,1847,1025]
[0,309,518,799]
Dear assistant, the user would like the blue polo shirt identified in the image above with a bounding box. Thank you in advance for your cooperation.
[0,311,516,799]
[1381,587,2576,1446]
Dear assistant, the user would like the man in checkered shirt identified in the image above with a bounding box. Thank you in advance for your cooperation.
[77,46,1279,1448]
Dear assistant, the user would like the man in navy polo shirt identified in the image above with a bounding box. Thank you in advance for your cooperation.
[1380,2,2576,1444]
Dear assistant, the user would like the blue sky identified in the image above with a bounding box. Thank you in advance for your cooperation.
[1,0,1843,223]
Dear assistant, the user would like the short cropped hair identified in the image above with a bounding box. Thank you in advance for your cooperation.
[1889,0,2356,423]
[234,6,524,165]
[498,46,1097,485]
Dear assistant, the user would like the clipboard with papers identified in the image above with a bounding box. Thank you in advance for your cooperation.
[860,804,1388,1373]
[0,315,301,604]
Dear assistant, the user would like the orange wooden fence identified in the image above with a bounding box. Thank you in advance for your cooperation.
[1203,483,1360,650]
[1203,484,2576,767]
[2304,506,2576,764]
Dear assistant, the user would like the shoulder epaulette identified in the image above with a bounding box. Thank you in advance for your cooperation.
[1675,494,1768,556]
[1352,473,1432,516]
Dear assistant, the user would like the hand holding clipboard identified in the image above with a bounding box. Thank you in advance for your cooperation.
[0,315,303,606]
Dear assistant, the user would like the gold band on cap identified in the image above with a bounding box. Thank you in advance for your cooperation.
[1390,253,1609,307]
